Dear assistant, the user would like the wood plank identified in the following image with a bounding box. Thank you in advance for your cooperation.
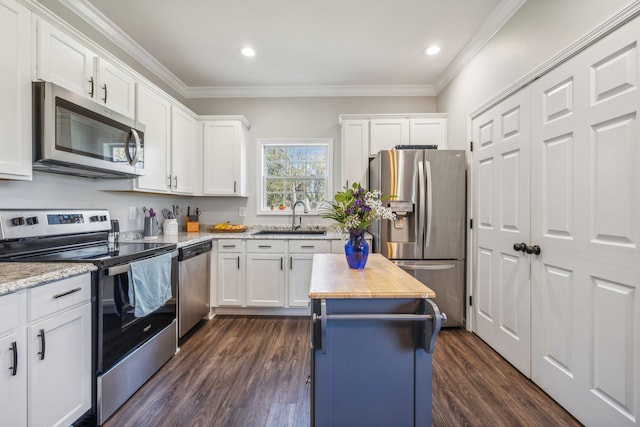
[103,316,581,427]
[309,254,436,298]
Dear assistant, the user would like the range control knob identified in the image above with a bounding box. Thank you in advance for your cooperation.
[90,215,100,222]
[11,217,25,226]
[100,215,108,222]
[25,216,39,225]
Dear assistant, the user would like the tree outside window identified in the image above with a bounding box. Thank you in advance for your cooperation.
[259,139,333,213]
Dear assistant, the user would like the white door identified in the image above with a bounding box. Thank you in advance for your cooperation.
[136,84,171,193]
[217,253,244,306]
[28,303,92,427]
[245,254,285,307]
[472,88,532,376]
[530,16,640,426]
[409,118,447,149]
[96,57,136,119]
[341,119,370,189]
[289,254,314,307]
[203,121,242,195]
[369,119,409,155]
[170,106,196,194]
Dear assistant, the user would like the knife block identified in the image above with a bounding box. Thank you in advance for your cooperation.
[186,217,199,232]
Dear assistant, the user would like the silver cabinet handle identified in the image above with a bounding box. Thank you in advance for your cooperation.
[102,84,108,103]
[88,77,94,97]
[167,175,173,188]
[301,245,315,249]
[258,245,272,249]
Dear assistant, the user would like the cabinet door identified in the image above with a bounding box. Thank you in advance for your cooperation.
[0,291,27,427]
[37,19,95,99]
[202,121,246,195]
[136,84,172,192]
[409,118,447,149]
[96,57,136,118]
[217,253,244,306]
[28,303,92,427]
[0,0,32,180]
[341,120,369,189]
[370,119,409,155]
[170,106,197,194]
[246,254,285,307]
[288,254,313,307]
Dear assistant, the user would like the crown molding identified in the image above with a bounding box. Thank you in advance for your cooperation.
[434,0,526,94]
[53,0,519,99]
[57,0,190,96]
[185,84,436,98]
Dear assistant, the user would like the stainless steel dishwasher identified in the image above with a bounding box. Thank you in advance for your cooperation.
[178,240,213,338]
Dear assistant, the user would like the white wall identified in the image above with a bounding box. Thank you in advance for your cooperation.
[437,0,635,149]
[187,96,435,226]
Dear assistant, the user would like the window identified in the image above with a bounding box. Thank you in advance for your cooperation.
[258,138,333,214]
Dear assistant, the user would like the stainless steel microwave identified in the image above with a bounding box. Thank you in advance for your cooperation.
[32,82,145,179]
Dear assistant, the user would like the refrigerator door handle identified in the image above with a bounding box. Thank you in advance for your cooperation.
[418,160,426,249]
[425,160,433,248]
[394,261,456,271]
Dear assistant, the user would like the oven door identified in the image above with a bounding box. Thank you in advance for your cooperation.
[97,255,177,373]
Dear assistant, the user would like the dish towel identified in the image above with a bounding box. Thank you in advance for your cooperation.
[128,253,172,317]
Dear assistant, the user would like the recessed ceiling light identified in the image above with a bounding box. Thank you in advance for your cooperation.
[425,45,441,56]
[241,46,256,57]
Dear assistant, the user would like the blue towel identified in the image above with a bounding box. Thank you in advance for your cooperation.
[128,253,172,317]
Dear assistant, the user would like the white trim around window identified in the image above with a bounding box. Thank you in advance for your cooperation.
[256,138,334,216]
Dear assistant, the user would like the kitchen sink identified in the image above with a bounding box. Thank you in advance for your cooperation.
[251,230,327,236]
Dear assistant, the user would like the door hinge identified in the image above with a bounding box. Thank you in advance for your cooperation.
[469,296,473,306]
[469,218,473,229]
[470,141,473,152]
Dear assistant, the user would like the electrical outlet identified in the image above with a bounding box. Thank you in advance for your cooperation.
[129,206,137,220]
[239,207,246,217]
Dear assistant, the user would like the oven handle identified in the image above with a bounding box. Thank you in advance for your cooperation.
[105,250,178,276]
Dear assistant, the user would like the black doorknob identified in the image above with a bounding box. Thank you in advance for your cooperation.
[525,245,541,255]
[513,243,527,252]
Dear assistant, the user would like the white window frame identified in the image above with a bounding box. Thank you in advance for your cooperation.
[257,138,334,216]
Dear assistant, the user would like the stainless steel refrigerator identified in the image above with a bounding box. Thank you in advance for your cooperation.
[369,149,466,327]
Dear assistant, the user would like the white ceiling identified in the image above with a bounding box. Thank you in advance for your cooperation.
[59,0,525,98]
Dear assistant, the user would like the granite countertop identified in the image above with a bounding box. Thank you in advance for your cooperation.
[0,262,97,296]
[308,254,436,299]
[129,226,360,247]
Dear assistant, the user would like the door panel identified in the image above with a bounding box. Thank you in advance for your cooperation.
[472,87,531,376]
[531,15,640,426]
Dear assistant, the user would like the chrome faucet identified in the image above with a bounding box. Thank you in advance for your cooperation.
[292,200,308,230]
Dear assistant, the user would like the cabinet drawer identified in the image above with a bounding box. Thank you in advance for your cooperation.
[0,291,24,335]
[289,240,330,253]
[246,240,286,253]
[28,274,91,322]
[218,239,243,252]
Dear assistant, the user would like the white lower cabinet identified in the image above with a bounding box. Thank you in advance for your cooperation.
[217,240,244,306]
[0,273,92,427]
[0,291,27,427]
[288,240,330,307]
[246,240,286,307]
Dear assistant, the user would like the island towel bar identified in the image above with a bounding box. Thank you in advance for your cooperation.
[313,299,445,354]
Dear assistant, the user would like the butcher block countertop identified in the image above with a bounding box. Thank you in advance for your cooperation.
[309,253,436,299]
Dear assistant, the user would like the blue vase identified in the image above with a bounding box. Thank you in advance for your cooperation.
[344,229,369,269]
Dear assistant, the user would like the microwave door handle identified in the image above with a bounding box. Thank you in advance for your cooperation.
[125,129,142,166]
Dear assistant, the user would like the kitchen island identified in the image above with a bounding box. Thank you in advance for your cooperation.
[309,253,444,427]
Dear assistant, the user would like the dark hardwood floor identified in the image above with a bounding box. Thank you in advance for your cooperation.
[103,316,581,427]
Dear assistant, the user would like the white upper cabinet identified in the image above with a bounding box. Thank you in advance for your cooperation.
[170,106,198,195]
[340,119,370,189]
[409,117,447,148]
[370,118,410,154]
[136,83,172,193]
[202,117,250,196]
[0,0,32,180]
[37,19,136,118]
